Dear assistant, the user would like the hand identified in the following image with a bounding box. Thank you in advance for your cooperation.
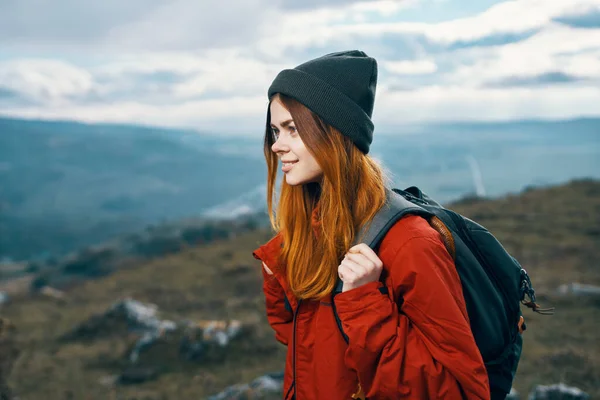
[338,243,383,292]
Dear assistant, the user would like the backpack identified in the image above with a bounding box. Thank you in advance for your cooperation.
[331,186,554,399]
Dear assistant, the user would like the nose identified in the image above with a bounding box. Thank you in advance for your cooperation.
[271,134,289,154]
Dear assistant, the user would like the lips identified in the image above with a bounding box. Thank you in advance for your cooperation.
[282,160,298,172]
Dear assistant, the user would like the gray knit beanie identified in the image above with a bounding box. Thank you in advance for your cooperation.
[268,50,377,154]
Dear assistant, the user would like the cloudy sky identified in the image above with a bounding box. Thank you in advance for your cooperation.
[0,0,599,134]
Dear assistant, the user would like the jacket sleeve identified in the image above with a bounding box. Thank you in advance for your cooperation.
[333,233,491,399]
[253,235,293,346]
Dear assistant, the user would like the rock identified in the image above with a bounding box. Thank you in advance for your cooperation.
[39,286,66,302]
[557,283,600,297]
[207,371,284,400]
[206,320,242,345]
[528,383,590,400]
[110,298,177,334]
[249,372,284,391]
[179,319,246,362]
[63,299,256,386]
[61,298,176,364]
[507,387,519,399]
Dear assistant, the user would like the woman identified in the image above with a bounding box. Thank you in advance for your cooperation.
[252,50,491,399]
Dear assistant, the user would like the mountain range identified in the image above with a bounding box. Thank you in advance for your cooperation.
[0,116,598,262]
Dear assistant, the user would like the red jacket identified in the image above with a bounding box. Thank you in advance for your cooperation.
[252,215,490,399]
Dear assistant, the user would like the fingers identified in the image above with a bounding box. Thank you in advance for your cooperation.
[338,264,361,284]
[344,252,376,271]
[348,243,383,269]
[338,243,384,292]
[339,257,367,279]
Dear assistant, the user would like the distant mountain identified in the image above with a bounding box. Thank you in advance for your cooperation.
[0,116,598,262]
[0,117,265,261]
[369,117,600,202]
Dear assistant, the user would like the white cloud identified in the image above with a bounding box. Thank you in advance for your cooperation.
[375,85,600,123]
[0,59,95,105]
[419,0,593,43]
[1,0,600,130]
[167,53,284,99]
[450,24,600,86]
[0,0,372,51]
[101,0,274,51]
[383,59,437,74]
[0,50,288,106]
[94,50,287,100]
[258,0,600,53]
[0,0,164,46]
[5,83,598,132]
[0,95,267,134]
[351,0,420,15]
[255,0,421,56]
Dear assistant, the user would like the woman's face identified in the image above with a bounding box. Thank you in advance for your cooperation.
[270,98,324,186]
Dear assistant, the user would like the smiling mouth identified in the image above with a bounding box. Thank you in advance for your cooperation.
[282,160,298,172]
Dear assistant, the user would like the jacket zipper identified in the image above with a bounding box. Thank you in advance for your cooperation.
[285,298,302,400]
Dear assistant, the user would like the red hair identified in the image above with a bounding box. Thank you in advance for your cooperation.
[264,93,389,300]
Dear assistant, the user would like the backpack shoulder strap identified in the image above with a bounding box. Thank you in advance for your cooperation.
[334,188,433,294]
[352,188,432,248]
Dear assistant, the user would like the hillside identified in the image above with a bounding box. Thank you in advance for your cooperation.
[1,116,599,263]
[1,179,599,399]
[0,117,264,261]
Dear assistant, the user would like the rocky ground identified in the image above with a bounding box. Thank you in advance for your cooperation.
[0,179,599,399]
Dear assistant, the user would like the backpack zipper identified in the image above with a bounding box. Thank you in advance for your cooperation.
[520,268,554,315]
[519,268,535,303]
[403,192,428,206]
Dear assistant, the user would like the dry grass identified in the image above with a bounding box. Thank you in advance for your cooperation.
[2,179,599,399]
[450,179,600,398]
[3,229,287,399]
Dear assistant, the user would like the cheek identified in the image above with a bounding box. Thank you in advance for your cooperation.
[294,143,322,173]
[307,156,323,174]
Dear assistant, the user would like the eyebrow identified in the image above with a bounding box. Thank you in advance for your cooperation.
[270,119,294,128]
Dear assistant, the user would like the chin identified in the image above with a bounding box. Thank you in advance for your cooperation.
[285,173,322,186]
[284,175,305,186]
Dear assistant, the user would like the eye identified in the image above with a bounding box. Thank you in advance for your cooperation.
[271,127,279,140]
[289,125,297,134]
